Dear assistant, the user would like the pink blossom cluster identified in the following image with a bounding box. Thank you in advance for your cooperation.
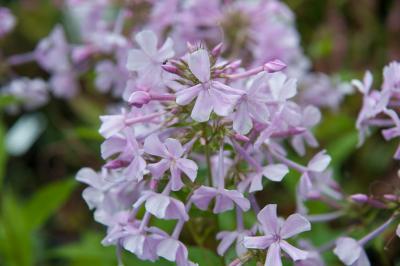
[77,29,327,265]
[0,0,348,113]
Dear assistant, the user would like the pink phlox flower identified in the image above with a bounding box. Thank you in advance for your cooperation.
[191,185,250,213]
[126,30,174,83]
[333,237,370,266]
[243,204,311,266]
[239,164,289,193]
[144,134,198,191]
[233,72,270,134]
[175,48,243,122]
[133,191,189,221]
[291,105,321,156]
[35,25,71,73]
[101,128,146,181]
[0,7,16,37]
[216,229,254,257]
[156,237,198,266]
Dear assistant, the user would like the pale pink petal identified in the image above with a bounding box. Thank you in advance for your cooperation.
[176,158,198,181]
[248,101,269,123]
[243,236,274,249]
[257,204,279,235]
[145,194,170,218]
[262,164,289,182]
[157,238,179,262]
[157,37,174,61]
[269,72,286,100]
[224,189,250,211]
[82,187,103,209]
[265,243,282,266]
[281,78,297,100]
[148,159,170,178]
[170,163,184,191]
[308,150,331,172]
[135,30,158,56]
[101,137,126,159]
[214,193,234,213]
[333,237,362,265]
[124,156,146,181]
[188,49,210,82]
[126,49,151,71]
[167,198,189,220]
[191,89,213,122]
[233,102,253,135]
[191,186,217,210]
[303,105,321,127]
[216,231,237,256]
[279,240,308,261]
[210,82,241,116]
[249,172,263,193]
[165,138,184,158]
[280,213,311,239]
[176,84,203,105]
[396,224,400,238]
[99,115,125,138]
[144,134,168,157]
[76,168,101,188]
[354,250,370,266]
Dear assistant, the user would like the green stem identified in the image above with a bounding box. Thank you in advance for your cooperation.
[203,123,213,186]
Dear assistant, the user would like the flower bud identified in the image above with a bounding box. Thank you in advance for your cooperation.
[263,59,287,72]
[128,91,151,107]
[350,193,368,203]
[211,42,223,57]
[162,64,179,74]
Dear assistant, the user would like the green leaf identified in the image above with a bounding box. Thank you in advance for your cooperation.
[0,95,20,110]
[24,178,77,231]
[0,192,33,266]
[0,118,7,190]
[188,246,223,266]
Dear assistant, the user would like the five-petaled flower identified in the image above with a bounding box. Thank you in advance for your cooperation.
[243,204,311,266]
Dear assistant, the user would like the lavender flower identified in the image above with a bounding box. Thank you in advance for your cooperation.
[126,30,174,83]
[243,204,311,265]
[0,7,16,37]
[144,134,198,191]
[333,237,370,266]
[175,48,243,122]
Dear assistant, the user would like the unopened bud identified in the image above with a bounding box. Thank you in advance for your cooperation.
[350,193,368,203]
[226,60,242,69]
[383,194,398,202]
[104,160,128,169]
[129,91,151,108]
[211,42,223,57]
[233,133,250,142]
[263,59,287,72]
[162,64,179,74]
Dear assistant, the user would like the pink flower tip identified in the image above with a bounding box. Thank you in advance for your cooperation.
[233,133,250,142]
[211,43,223,57]
[104,160,128,169]
[350,193,368,203]
[129,91,151,107]
[162,64,179,74]
[263,59,287,72]
[383,194,398,201]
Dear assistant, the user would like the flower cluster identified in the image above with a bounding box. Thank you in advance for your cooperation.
[354,61,400,159]
[75,25,343,265]
[0,0,347,113]
[2,0,399,265]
